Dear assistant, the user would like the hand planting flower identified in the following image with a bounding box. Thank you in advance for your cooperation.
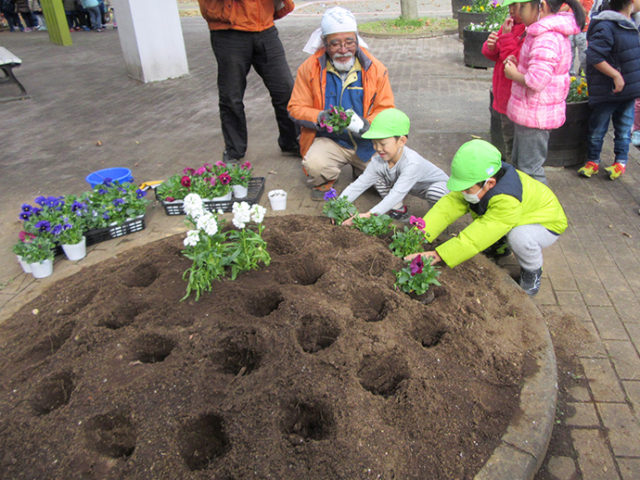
[389,224,427,258]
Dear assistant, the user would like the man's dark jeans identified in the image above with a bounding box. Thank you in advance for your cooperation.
[210,26,299,159]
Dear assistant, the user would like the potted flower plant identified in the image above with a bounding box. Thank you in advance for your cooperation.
[457,0,492,38]
[12,230,36,273]
[463,1,508,68]
[394,255,441,304]
[20,235,56,278]
[319,105,353,134]
[229,161,253,199]
[83,179,148,231]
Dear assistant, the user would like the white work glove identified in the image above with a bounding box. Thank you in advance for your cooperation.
[346,110,365,133]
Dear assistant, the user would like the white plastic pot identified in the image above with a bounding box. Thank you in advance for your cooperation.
[30,258,53,279]
[62,236,87,261]
[268,189,287,211]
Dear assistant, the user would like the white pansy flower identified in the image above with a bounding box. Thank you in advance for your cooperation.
[183,230,200,247]
[250,204,266,224]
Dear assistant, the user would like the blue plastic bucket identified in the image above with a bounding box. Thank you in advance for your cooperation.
[86,167,133,188]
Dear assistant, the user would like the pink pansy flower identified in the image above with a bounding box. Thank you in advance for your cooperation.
[241,161,252,170]
[410,256,424,276]
[183,167,195,175]
[210,177,217,186]
[203,163,213,171]
[409,216,426,231]
[215,161,226,167]
[195,166,207,176]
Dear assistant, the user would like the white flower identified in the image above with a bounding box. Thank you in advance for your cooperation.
[183,230,200,247]
[184,193,204,218]
[250,204,266,224]
[232,201,251,229]
[196,212,218,236]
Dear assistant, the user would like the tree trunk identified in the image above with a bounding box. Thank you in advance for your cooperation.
[400,0,418,19]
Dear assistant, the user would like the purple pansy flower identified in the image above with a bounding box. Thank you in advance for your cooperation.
[35,196,47,206]
[323,188,337,201]
[113,198,125,207]
[35,220,51,232]
[136,189,146,199]
[410,256,424,276]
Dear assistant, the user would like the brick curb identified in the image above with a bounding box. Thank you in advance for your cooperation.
[476,264,558,480]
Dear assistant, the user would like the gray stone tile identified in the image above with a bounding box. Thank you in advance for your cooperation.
[565,402,600,427]
[580,358,626,402]
[622,381,640,414]
[618,458,640,480]
[604,341,640,381]
[596,403,640,457]
[589,307,630,341]
[571,429,620,480]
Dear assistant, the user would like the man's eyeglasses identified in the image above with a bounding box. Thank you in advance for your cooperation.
[327,38,357,50]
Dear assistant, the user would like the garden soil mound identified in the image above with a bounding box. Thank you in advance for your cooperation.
[0,215,541,479]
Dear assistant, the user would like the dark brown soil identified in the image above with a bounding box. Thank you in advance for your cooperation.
[0,215,541,479]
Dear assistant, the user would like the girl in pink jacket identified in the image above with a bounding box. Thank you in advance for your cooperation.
[504,0,585,183]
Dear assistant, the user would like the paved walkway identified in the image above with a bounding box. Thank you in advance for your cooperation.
[0,6,639,479]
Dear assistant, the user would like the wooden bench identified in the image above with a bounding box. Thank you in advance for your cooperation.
[0,46,28,100]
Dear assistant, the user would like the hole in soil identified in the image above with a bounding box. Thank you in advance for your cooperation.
[412,315,448,348]
[296,315,340,353]
[178,414,230,471]
[122,263,159,288]
[290,261,325,286]
[99,301,148,330]
[330,229,353,248]
[282,400,334,441]
[56,288,98,315]
[30,371,74,415]
[83,411,136,459]
[267,230,297,255]
[351,293,391,323]
[246,290,284,317]
[220,330,263,376]
[131,333,175,363]
[26,321,75,363]
[358,353,410,398]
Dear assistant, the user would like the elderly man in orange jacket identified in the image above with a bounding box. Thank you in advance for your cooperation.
[288,7,395,200]
[197,0,300,164]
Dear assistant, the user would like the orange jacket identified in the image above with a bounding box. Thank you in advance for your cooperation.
[198,0,294,31]
[288,48,395,157]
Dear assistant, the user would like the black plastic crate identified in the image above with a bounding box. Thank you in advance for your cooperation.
[156,177,266,216]
[84,215,146,246]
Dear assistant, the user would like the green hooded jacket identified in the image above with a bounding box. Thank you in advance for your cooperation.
[422,164,567,268]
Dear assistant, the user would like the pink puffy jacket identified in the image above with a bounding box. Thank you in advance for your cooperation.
[507,12,580,130]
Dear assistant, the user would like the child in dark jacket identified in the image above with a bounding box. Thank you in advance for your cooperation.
[578,0,640,180]
[482,2,526,162]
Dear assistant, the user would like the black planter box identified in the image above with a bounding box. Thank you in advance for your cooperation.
[463,29,492,69]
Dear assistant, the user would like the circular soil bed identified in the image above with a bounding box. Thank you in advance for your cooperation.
[0,215,541,479]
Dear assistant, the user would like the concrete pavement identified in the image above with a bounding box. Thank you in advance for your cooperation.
[0,5,639,479]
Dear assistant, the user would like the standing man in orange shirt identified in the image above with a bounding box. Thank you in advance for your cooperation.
[197,0,300,164]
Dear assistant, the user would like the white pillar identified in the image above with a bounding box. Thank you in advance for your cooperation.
[112,0,189,83]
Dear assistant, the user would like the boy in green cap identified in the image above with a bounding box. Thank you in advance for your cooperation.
[406,139,567,295]
[340,108,449,222]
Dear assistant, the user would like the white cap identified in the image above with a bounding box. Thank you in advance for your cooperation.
[321,7,357,36]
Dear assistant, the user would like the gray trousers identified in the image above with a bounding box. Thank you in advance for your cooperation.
[374,179,449,209]
[507,224,560,271]
[569,32,587,77]
[512,123,549,184]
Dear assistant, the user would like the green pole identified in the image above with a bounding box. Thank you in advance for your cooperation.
[40,0,72,46]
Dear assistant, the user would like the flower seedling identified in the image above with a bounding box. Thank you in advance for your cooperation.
[226,202,271,280]
[389,216,427,258]
[322,188,358,224]
[15,235,55,264]
[394,255,441,296]
[351,214,394,237]
[319,105,353,134]
[229,161,253,189]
